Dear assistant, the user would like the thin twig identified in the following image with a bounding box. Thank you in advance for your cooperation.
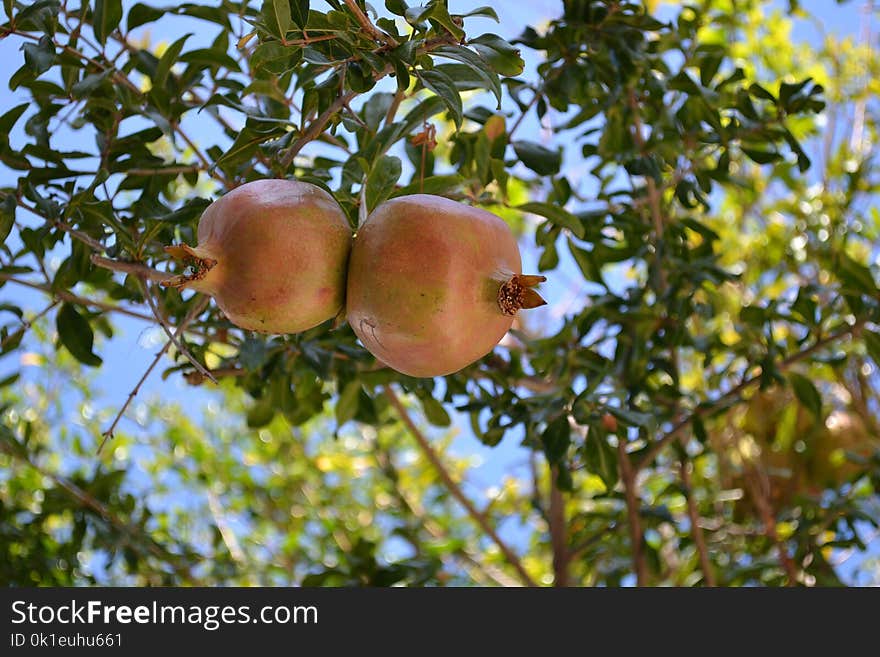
[16,199,107,252]
[628,88,667,289]
[207,490,246,565]
[568,523,617,562]
[91,254,168,282]
[280,91,358,168]
[0,440,196,582]
[508,87,541,140]
[742,466,800,585]
[637,321,865,470]
[125,165,204,176]
[98,295,210,454]
[138,277,217,384]
[278,35,457,168]
[679,459,716,586]
[383,385,539,587]
[343,0,398,46]
[0,300,59,350]
[618,438,649,585]
[0,273,155,323]
[373,439,521,586]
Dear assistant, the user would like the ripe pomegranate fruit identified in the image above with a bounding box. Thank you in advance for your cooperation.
[162,179,352,334]
[346,194,546,377]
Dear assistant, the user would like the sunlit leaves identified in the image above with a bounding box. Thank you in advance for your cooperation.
[468,34,524,76]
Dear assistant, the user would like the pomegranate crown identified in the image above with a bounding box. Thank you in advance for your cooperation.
[498,274,547,316]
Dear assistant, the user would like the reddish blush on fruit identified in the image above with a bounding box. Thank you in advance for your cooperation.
[346,194,546,377]
[163,179,352,334]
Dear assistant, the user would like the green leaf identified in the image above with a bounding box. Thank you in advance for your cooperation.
[788,372,822,419]
[542,414,571,464]
[179,48,241,72]
[262,0,292,39]
[365,155,402,212]
[71,70,113,98]
[836,252,877,294]
[393,174,464,198]
[386,0,408,16]
[212,127,265,170]
[608,407,654,429]
[567,238,604,285]
[289,0,310,29]
[154,198,211,223]
[0,103,29,134]
[512,141,562,176]
[336,381,362,426]
[421,397,451,427]
[250,42,296,76]
[93,0,123,45]
[741,147,782,165]
[423,2,464,40]
[127,3,164,30]
[468,33,524,76]
[56,303,102,367]
[739,305,765,326]
[863,330,880,366]
[517,202,584,239]
[153,33,192,88]
[0,194,15,245]
[434,45,502,107]
[584,431,618,489]
[246,395,276,428]
[748,82,777,104]
[418,69,463,129]
[22,36,55,76]
[462,6,499,21]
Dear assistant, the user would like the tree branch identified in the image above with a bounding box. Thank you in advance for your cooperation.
[383,385,538,587]
[280,91,358,168]
[138,277,217,384]
[372,438,521,587]
[98,295,211,453]
[343,0,398,46]
[618,438,649,585]
[0,440,196,582]
[91,254,168,282]
[742,466,800,585]
[548,465,570,586]
[278,35,458,168]
[637,321,865,470]
[679,459,716,586]
[0,273,154,323]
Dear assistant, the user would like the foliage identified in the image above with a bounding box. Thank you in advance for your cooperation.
[0,0,878,586]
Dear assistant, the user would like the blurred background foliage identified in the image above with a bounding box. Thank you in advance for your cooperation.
[0,0,879,586]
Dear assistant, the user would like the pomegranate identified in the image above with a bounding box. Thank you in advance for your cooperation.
[163,179,352,334]
[346,194,546,377]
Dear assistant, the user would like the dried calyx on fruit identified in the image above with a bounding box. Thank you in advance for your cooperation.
[346,194,547,377]
[163,179,352,334]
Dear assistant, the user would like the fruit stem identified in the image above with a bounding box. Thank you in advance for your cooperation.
[161,244,218,289]
[498,274,547,315]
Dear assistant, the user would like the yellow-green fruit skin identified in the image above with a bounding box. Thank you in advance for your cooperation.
[188,179,351,334]
[346,194,522,377]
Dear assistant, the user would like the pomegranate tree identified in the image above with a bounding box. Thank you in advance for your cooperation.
[163,179,352,334]
[346,194,546,377]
